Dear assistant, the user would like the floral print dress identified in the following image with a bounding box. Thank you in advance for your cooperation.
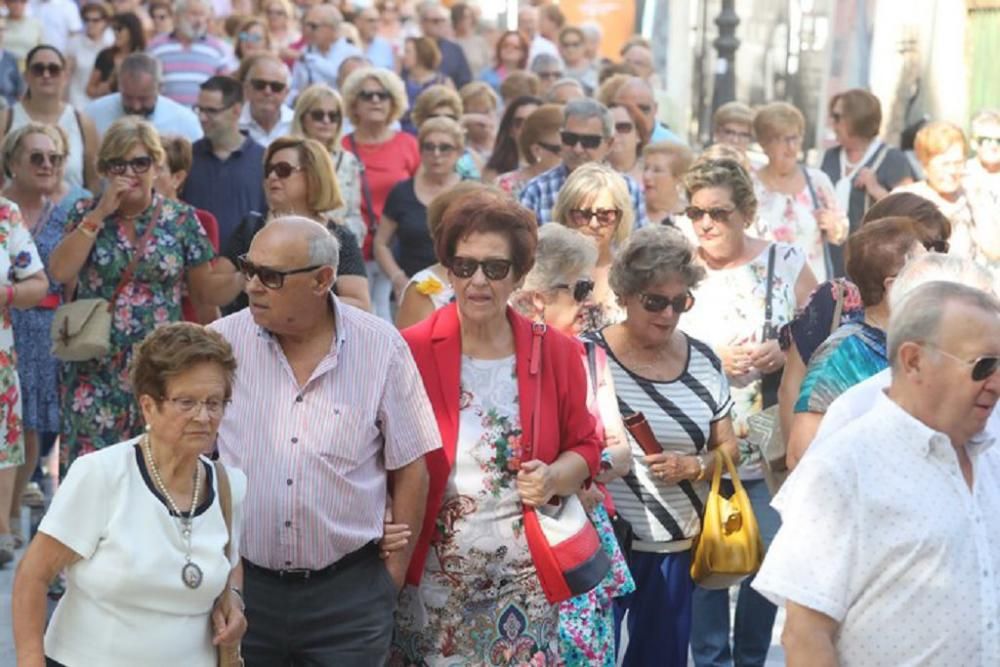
[0,200,44,468]
[60,194,214,470]
[391,355,560,666]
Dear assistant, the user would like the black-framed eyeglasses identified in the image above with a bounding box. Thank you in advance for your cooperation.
[420,142,456,155]
[923,239,950,254]
[250,78,286,94]
[615,121,634,134]
[569,208,622,227]
[84,16,106,23]
[102,156,154,175]
[264,161,303,179]
[975,135,1000,146]
[553,279,594,303]
[359,89,389,103]
[536,140,561,155]
[561,131,603,149]
[236,254,322,289]
[308,109,341,124]
[639,291,695,314]
[28,151,64,168]
[685,206,735,223]
[538,71,563,80]
[924,344,1000,382]
[193,103,233,116]
[560,40,583,49]
[448,256,513,281]
[29,62,62,77]
[161,396,231,416]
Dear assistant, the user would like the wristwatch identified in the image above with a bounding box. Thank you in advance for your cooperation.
[694,454,709,482]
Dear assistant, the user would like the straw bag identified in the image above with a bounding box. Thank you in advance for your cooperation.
[690,449,764,589]
[214,461,244,667]
[521,323,611,604]
[50,201,162,362]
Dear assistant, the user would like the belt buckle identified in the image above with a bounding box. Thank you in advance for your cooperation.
[280,568,312,580]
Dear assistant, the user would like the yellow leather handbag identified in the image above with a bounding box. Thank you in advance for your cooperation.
[690,449,764,589]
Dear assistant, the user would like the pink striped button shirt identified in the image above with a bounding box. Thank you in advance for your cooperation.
[211,298,442,570]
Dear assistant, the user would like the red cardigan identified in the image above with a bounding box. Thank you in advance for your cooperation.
[401,303,602,585]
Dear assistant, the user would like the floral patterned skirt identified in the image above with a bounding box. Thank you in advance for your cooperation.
[0,347,25,470]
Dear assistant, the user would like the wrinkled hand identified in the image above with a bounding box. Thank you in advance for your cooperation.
[516,459,556,507]
[719,343,754,379]
[211,589,247,648]
[95,176,134,218]
[854,167,880,194]
[379,506,411,559]
[814,208,848,245]
[750,339,784,373]
[643,452,696,484]
[577,486,604,513]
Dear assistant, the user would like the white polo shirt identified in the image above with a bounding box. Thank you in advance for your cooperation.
[754,391,1000,666]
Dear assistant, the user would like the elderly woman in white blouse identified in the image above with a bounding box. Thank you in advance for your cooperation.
[13,324,247,667]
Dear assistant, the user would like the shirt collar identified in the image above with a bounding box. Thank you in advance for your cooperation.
[875,388,998,457]
[257,292,346,357]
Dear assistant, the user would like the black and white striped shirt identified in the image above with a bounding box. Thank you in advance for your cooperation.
[586,330,733,547]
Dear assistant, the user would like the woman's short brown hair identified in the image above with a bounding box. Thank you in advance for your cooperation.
[499,70,540,104]
[493,29,529,70]
[130,322,237,403]
[98,117,166,173]
[459,81,499,113]
[426,181,508,242]
[417,116,464,147]
[753,101,804,144]
[683,158,757,222]
[291,83,344,150]
[411,84,461,128]
[518,104,563,166]
[829,89,882,140]
[263,136,343,213]
[643,141,694,178]
[845,216,921,307]
[0,122,67,179]
[862,191,951,246]
[435,192,538,280]
[913,121,967,167]
[160,134,192,175]
[407,36,441,71]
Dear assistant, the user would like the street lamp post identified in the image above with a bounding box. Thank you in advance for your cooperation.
[711,0,741,113]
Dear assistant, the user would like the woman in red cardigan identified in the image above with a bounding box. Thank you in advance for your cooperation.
[392,188,602,665]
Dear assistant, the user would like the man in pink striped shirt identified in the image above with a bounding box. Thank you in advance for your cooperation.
[211,217,440,665]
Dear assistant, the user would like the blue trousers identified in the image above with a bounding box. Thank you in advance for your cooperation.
[689,478,781,667]
[614,549,694,667]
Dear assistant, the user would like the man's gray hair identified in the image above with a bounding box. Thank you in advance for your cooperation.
[888,281,1000,367]
[530,53,562,73]
[174,0,210,16]
[888,253,995,311]
[308,227,341,273]
[119,53,162,84]
[521,224,597,292]
[563,97,613,138]
[580,23,602,42]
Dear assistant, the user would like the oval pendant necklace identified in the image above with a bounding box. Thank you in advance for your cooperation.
[142,434,204,589]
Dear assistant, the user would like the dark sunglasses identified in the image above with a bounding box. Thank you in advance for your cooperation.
[554,279,594,303]
[29,62,62,77]
[561,131,603,149]
[685,206,735,223]
[193,103,232,116]
[560,40,582,48]
[308,109,341,124]
[449,256,513,281]
[420,142,456,155]
[236,255,321,289]
[28,151,64,168]
[359,89,389,103]
[537,140,561,155]
[538,71,562,80]
[639,291,695,314]
[615,121,635,134]
[924,239,950,254]
[250,78,286,94]
[975,136,1000,146]
[102,156,154,175]
[927,344,1000,382]
[84,16,105,23]
[569,208,622,227]
[264,161,303,179]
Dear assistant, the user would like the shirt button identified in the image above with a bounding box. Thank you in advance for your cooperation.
[285,520,292,527]
[285,560,291,566]
[291,437,298,444]
[287,478,293,486]
[295,395,303,403]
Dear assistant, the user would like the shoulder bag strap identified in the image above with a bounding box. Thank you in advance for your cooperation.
[525,322,546,462]
[584,340,598,403]
[213,460,233,561]
[347,133,378,237]
[106,197,164,312]
[801,164,819,209]
[862,144,890,213]
[803,164,835,278]
[763,244,777,340]
[829,281,845,336]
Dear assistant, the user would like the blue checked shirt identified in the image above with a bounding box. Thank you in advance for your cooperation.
[518,164,649,227]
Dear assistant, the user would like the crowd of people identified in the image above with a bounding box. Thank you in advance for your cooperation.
[0,0,993,665]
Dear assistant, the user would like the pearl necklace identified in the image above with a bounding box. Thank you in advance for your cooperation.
[142,434,204,589]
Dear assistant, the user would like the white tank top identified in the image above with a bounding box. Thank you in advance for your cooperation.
[9,102,85,190]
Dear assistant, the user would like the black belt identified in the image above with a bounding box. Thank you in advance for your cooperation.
[243,541,378,582]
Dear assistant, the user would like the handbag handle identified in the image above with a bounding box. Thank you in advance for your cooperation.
[762,244,777,340]
[523,322,546,463]
[710,447,747,498]
[214,460,233,560]
[105,197,164,312]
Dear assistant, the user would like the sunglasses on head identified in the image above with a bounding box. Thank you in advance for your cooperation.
[28,151,64,168]
[236,254,321,289]
[926,344,1000,382]
[359,89,389,103]
[102,156,153,175]
[308,109,341,124]
[685,206,735,223]
[569,208,622,227]
[29,62,62,77]
[420,141,456,155]
[250,78,286,94]
[264,161,302,179]
[638,291,695,314]
[924,239,950,254]
[449,256,513,281]
[553,278,594,303]
[561,131,603,149]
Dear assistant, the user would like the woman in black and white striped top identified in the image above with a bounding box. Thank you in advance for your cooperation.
[584,225,740,667]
